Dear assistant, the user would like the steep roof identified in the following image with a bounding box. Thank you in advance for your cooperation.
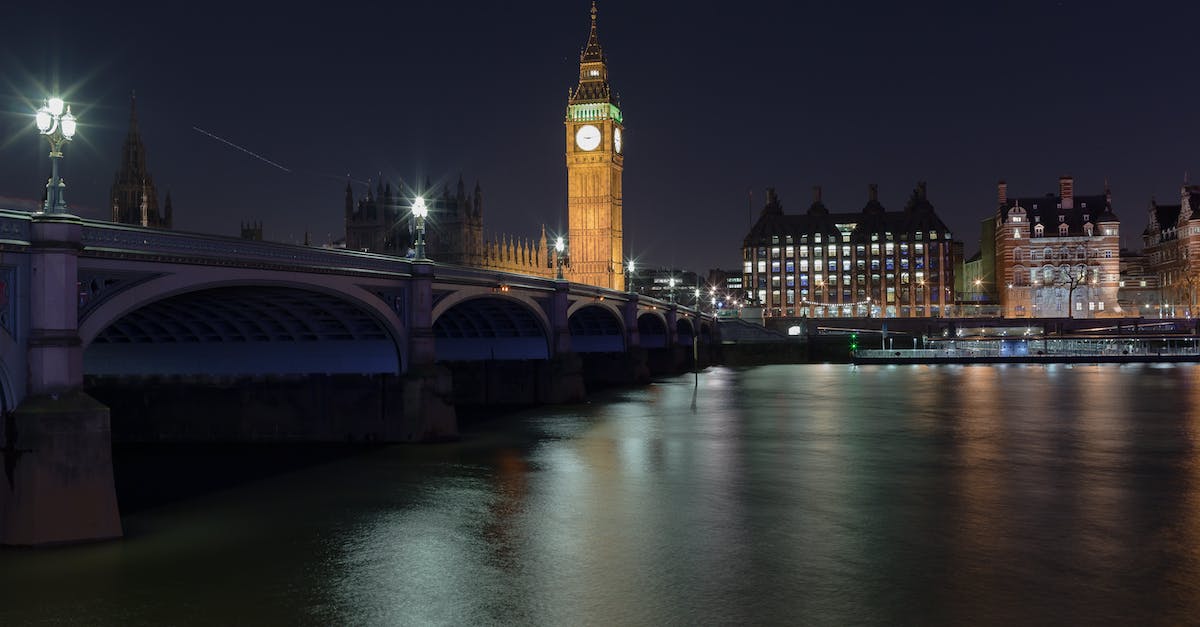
[743,184,952,247]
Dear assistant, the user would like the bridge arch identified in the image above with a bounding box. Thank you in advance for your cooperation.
[676,317,696,346]
[568,303,626,353]
[78,268,407,376]
[432,294,551,361]
[637,311,669,348]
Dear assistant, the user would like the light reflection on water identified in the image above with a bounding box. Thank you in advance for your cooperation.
[4,364,1200,624]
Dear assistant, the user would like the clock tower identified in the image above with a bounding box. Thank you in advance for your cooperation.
[566,1,624,290]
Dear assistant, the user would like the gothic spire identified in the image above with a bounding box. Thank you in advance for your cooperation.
[581,1,603,63]
[129,91,139,133]
[571,1,611,103]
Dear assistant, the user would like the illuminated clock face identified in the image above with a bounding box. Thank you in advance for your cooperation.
[575,124,601,151]
[614,128,622,153]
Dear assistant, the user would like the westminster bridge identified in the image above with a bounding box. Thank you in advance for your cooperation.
[0,210,716,545]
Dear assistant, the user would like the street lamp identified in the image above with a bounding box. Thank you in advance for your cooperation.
[626,259,636,292]
[412,196,429,259]
[555,236,566,279]
[35,97,78,214]
[668,276,677,304]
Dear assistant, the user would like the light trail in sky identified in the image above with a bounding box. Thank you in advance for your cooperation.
[192,126,291,173]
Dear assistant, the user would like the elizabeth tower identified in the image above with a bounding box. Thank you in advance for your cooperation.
[566,2,624,290]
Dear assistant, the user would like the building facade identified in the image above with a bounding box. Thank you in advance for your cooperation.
[1117,248,1161,316]
[111,94,172,228]
[1142,185,1200,316]
[742,184,956,318]
[994,177,1121,318]
[565,2,625,290]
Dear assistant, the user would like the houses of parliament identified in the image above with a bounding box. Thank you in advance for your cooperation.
[342,1,627,288]
[113,3,627,290]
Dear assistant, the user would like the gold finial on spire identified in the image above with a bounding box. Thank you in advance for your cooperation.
[591,0,597,21]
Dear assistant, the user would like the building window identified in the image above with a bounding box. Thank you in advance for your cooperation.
[1034,224,1044,237]
[1059,223,1069,236]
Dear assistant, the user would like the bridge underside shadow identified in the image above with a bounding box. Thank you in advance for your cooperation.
[432,296,584,408]
[570,304,649,387]
[82,286,449,443]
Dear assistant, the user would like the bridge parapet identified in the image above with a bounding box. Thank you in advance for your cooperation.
[0,210,31,246]
[79,220,409,274]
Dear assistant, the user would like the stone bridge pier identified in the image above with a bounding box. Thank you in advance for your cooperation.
[2,215,122,546]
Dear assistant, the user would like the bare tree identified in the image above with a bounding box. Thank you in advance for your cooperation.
[1053,264,1088,319]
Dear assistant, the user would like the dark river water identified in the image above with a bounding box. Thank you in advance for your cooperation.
[5,363,1200,625]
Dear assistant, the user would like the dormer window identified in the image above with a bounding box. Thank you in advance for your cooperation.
[1058,215,1065,223]
[1082,214,1090,221]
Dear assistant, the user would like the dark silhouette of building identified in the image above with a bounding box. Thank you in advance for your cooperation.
[344,175,487,267]
[241,220,263,241]
[110,93,172,228]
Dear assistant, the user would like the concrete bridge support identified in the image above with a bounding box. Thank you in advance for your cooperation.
[2,215,121,546]
[547,281,586,403]
[404,261,457,440]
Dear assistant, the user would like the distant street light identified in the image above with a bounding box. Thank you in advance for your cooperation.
[668,276,677,304]
[35,97,77,214]
[412,196,429,259]
[555,236,566,280]
[626,259,635,291]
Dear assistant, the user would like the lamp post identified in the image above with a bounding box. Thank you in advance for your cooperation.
[35,97,78,214]
[555,236,566,280]
[626,259,636,292]
[668,276,677,304]
[412,196,429,259]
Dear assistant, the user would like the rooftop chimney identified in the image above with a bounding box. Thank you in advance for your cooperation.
[997,180,1007,205]
[1059,175,1074,209]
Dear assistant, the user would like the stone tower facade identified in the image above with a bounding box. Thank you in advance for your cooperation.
[566,1,625,290]
[110,94,172,229]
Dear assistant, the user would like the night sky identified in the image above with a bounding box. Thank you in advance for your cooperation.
[1,1,1197,273]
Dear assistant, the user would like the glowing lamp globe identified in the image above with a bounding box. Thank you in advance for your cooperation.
[47,97,64,116]
[35,110,52,132]
[61,109,77,138]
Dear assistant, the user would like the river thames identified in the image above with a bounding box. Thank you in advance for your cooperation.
[4,363,1200,625]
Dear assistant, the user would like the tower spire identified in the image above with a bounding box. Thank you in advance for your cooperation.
[571,0,610,103]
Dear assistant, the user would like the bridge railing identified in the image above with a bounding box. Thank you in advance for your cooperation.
[0,210,31,245]
[78,219,411,274]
